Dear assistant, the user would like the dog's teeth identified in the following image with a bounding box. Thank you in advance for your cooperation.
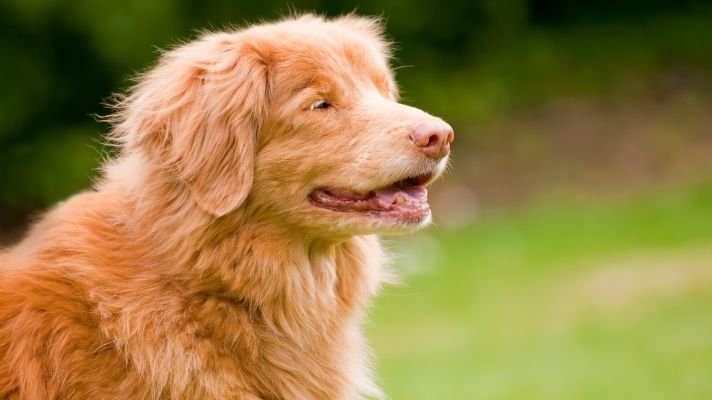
[395,195,406,204]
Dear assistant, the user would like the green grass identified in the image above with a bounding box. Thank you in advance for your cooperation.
[369,180,712,399]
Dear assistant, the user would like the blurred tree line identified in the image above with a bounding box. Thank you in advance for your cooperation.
[1,0,711,214]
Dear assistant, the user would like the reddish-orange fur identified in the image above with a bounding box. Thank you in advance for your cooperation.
[0,14,450,399]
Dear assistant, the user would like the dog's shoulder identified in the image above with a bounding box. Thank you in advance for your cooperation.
[0,190,146,398]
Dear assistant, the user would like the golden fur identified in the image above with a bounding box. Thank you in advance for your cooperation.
[0,14,451,399]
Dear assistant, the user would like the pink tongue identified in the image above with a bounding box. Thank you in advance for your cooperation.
[374,185,427,205]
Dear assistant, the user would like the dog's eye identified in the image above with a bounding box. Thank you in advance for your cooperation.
[310,100,331,110]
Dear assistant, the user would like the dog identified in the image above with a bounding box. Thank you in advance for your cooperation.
[0,14,453,399]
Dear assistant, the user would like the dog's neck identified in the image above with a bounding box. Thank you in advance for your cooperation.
[100,153,386,329]
[82,154,388,398]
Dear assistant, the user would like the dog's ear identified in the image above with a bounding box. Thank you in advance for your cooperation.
[113,33,269,217]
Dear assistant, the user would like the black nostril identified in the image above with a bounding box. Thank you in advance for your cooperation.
[427,134,439,147]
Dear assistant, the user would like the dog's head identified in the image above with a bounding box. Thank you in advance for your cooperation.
[113,15,453,236]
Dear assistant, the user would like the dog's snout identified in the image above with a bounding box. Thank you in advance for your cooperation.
[409,120,454,159]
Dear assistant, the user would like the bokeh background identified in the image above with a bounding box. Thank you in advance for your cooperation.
[2,1,712,398]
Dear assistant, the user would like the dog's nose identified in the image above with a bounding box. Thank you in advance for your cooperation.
[409,120,454,159]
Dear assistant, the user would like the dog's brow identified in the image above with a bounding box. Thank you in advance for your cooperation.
[294,74,340,98]
[301,75,320,92]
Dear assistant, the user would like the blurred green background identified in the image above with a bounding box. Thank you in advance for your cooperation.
[1,1,712,399]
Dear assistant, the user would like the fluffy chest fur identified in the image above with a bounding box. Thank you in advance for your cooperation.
[0,190,387,400]
[95,233,387,400]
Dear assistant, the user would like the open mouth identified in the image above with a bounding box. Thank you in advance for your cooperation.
[309,172,434,222]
